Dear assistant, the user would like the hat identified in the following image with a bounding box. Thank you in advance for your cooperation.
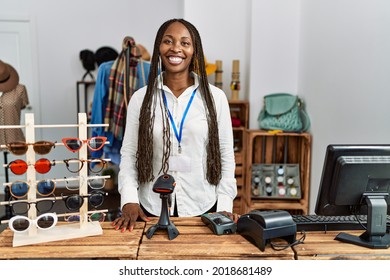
[0,60,19,92]
[205,57,217,76]
[95,46,119,66]
[79,49,96,71]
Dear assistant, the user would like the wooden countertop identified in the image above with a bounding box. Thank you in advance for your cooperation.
[138,217,294,260]
[0,222,143,260]
[1,217,390,260]
[294,230,390,260]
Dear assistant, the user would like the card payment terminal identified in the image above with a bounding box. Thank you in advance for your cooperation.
[201,212,237,235]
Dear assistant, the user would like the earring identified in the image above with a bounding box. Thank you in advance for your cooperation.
[158,55,163,72]
[158,55,164,86]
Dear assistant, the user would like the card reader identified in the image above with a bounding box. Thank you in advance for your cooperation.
[201,212,237,235]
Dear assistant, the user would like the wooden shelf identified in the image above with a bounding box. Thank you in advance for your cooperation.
[243,130,311,215]
[229,100,249,215]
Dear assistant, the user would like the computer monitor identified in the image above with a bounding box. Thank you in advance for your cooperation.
[315,144,390,249]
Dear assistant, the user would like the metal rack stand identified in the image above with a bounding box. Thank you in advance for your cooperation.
[76,80,96,116]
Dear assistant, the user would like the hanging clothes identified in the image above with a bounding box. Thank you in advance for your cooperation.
[104,37,140,140]
[90,37,150,164]
[0,84,29,144]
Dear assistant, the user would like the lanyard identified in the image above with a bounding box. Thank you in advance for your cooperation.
[162,88,197,153]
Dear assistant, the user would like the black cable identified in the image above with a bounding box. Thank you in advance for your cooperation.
[354,213,367,231]
[270,231,306,251]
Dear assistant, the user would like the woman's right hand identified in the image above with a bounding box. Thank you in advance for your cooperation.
[112,203,150,232]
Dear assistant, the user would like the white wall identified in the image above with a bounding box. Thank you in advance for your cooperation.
[1,0,183,127]
[298,0,390,212]
[1,0,390,214]
[184,0,251,100]
[0,0,184,186]
[249,0,300,127]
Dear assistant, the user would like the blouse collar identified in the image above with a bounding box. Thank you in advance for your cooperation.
[156,71,199,92]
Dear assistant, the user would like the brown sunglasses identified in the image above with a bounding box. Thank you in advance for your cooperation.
[6,141,56,155]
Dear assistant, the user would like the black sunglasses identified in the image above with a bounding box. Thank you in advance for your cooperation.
[62,191,107,211]
[9,196,56,215]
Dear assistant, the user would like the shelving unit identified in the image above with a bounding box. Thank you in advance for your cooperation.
[0,113,108,246]
[228,100,249,214]
[242,130,311,215]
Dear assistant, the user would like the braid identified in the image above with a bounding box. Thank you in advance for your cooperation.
[183,19,222,185]
[136,18,222,185]
[136,20,173,183]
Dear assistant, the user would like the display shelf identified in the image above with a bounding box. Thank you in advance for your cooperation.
[0,113,109,246]
[243,130,311,215]
[229,100,249,214]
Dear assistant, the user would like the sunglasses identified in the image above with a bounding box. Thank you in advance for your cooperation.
[6,141,56,155]
[62,136,107,153]
[7,158,55,175]
[9,179,56,198]
[62,191,107,211]
[62,176,106,191]
[62,177,106,191]
[9,213,58,233]
[65,212,106,223]
[88,178,107,190]
[10,197,56,215]
[63,158,107,173]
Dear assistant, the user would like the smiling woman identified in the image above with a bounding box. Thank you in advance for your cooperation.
[159,21,194,90]
[112,18,238,233]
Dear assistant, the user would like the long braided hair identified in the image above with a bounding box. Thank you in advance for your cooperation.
[136,18,222,185]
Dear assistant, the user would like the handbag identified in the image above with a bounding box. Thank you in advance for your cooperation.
[258,93,310,132]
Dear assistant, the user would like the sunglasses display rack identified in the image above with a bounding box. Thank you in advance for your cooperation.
[0,112,109,247]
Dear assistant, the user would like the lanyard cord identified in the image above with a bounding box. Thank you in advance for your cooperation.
[162,88,197,153]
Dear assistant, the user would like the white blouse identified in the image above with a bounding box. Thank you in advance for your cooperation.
[118,73,237,216]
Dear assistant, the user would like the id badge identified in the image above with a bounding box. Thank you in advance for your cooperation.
[169,155,191,172]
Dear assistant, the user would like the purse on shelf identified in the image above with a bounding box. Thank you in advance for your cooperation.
[258,93,310,132]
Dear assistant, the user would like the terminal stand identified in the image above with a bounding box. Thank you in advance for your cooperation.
[145,193,179,240]
[145,174,179,240]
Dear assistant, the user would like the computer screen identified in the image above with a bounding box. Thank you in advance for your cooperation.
[315,144,390,248]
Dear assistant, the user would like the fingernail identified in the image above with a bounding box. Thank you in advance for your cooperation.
[115,226,119,230]
[121,228,126,233]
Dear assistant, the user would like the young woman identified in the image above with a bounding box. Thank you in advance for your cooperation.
[112,18,237,232]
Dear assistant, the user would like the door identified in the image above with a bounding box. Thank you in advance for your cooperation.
[0,17,41,186]
[0,17,41,129]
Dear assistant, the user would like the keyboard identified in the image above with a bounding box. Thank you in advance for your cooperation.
[292,214,390,232]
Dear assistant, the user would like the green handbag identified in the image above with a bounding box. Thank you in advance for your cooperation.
[258,93,310,132]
